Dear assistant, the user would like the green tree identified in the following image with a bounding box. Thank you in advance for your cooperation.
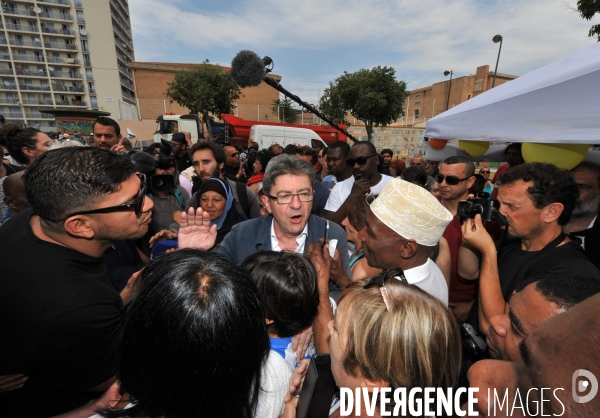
[270,97,300,124]
[165,59,241,135]
[319,66,408,142]
[576,0,600,40]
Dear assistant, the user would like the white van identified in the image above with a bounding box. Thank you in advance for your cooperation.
[249,125,327,150]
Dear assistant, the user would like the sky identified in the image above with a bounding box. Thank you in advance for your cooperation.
[128,0,598,104]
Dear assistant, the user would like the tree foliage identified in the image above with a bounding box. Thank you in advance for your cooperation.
[165,60,241,135]
[319,66,408,142]
[577,0,600,40]
[270,97,300,124]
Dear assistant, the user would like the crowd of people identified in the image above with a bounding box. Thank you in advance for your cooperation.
[1,116,600,417]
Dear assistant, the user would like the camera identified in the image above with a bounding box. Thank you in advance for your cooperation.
[149,157,176,194]
[457,192,507,225]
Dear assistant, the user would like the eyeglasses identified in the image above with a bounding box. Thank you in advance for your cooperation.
[435,174,472,186]
[346,154,377,167]
[266,191,315,204]
[65,174,147,219]
[229,152,239,157]
[363,268,407,311]
[480,170,490,174]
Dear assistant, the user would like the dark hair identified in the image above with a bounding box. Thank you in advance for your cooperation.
[0,124,41,165]
[469,174,486,195]
[346,194,370,231]
[92,116,121,137]
[443,156,475,177]
[24,148,135,225]
[241,251,319,338]
[101,249,269,418]
[190,140,226,164]
[283,144,298,155]
[381,148,393,157]
[255,149,275,173]
[401,166,428,188]
[328,141,351,158]
[504,143,522,155]
[517,274,600,310]
[352,140,377,155]
[319,147,328,157]
[571,161,600,185]
[499,162,579,225]
[296,145,317,164]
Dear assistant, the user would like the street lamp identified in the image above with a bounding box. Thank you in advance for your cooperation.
[492,34,503,88]
[444,70,453,110]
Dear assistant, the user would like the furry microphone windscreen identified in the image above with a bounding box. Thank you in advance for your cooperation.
[230,50,266,88]
[130,150,155,175]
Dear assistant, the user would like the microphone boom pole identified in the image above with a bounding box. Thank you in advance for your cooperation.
[262,77,358,143]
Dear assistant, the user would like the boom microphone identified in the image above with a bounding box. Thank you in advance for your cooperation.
[230,50,266,88]
[230,50,358,142]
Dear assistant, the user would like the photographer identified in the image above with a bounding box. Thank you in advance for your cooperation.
[458,162,600,334]
[142,154,190,235]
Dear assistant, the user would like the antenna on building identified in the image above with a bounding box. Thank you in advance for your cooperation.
[80,29,87,36]
[3,81,10,86]
[48,66,54,71]
[51,80,57,85]
[33,6,41,13]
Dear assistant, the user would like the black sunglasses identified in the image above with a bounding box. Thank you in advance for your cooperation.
[480,170,490,174]
[346,154,377,167]
[65,174,147,219]
[435,173,472,186]
[363,268,407,311]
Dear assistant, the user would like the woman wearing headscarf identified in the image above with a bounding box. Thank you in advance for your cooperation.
[199,178,247,246]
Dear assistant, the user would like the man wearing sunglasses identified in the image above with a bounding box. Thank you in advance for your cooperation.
[479,167,494,196]
[325,141,393,226]
[437,156,479,321]
[0,148,154,416]
[222,145,248,183]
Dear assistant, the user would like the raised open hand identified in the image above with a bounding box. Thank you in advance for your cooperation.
[177,207,218,250]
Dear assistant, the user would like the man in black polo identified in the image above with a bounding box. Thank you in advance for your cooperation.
[170,132,192,172]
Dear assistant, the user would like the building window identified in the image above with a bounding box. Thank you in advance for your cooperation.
[415,94,421,104]
[413,109,419,119]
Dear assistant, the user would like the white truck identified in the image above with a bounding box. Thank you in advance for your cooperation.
[154,114,202,143]
[249,125,327,149]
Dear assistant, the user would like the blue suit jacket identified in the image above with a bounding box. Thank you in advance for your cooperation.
[214,214,350,275]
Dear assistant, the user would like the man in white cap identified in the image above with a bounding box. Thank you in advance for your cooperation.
[356,178,453,305]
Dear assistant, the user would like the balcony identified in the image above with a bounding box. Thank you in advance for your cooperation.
[53,85,84,92]
[55,99,86,106]
[19,84,52,91]
[0,53,11,60]
[25,112,54,119]
[49,71,82,79]
[16,68,49,77]
[120,78,134,90]
[114,40,134,62]
[118,68,132,81]
[110,11,132,37]
[112,26,134,49]
[2,7,31,17]
[0,68,14,75]
[38,0,72,7]
[46,56,80,65]
[9,39,43,48]
[44,42,78,51]
[20,98,43,105]
[13,54,46,62]
[38,12,73,21]
[6,24,39,33]
[0,97,20,104]
[0,84,18,90]
[8,113,24,118]
[41,27,74,36]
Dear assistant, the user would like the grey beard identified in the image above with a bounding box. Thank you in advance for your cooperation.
[571,194,600,219]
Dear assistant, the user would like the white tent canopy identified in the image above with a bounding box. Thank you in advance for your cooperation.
[425,42,600,144]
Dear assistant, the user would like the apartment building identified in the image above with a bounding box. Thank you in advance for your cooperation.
[0,0,135,130]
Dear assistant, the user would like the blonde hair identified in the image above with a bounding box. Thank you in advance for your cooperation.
[337,278,461,390]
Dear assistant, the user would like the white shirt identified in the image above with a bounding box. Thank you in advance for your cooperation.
[394,258,448,306]
[270,220,308,253]
[324,174,394,212]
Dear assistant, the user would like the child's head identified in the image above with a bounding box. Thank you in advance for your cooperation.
[241,251,320,338]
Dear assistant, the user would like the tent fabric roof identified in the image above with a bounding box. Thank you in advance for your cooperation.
[425,42,600,144]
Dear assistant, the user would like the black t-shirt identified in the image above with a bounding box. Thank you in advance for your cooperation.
[0,208,123,417]
[466,235,600,332]
[174,152,192,172]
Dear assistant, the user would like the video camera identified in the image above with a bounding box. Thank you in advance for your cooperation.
[457,192,507,225]
[150,157,176,194]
